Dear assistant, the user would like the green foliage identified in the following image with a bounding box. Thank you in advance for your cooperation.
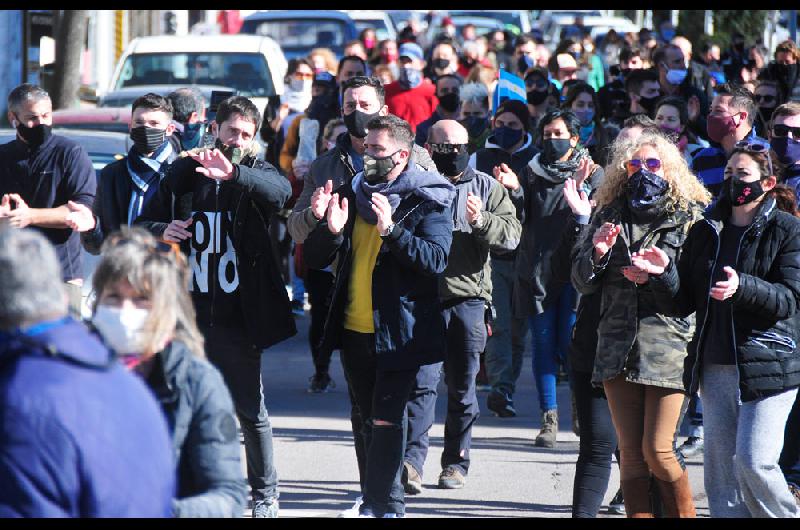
[678,10,768,52]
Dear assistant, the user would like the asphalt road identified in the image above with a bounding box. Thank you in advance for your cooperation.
[251,310,710,518]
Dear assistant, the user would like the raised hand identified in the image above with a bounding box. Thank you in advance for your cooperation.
[311,180,334,220]
[190,148,235,181]
[466,191,484,225]
[0,194,10,217]
[710,266,739,301]
[574,157,598,187]
[163,217,193,243]
[326,193,349,235]
[65,201,96,232]
[563,178,592,217]
[370,193,393,235]
[592,222,622,262]
[493,163,520,191]
[630,246,671,276]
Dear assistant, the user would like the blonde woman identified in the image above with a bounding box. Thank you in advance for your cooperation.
[90,227,246,517]
[571,131,711,518]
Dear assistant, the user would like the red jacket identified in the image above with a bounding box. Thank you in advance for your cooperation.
[385,80,438,133]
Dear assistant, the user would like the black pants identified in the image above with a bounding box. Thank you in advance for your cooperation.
[201,324,278,502]
[780,389,800,488]
[571,368,618,518]
[306,268,335,375]
[341,330,418,516]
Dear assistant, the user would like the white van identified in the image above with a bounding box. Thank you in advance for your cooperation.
[107,34,287,118]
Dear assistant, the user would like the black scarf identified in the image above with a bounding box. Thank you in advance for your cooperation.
[538,144,589,181]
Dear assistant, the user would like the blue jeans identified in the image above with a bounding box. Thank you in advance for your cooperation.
[289,243,305,303]
[404,362,442,477]
[528,283,576,413]
[484,259,527,396]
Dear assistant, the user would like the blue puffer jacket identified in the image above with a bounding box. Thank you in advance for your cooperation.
[144,340,247,517]
[304,167,454,371]
[0,318,175,517]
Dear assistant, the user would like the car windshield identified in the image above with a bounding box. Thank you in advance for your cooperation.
[244,19,347,53]
[449,11,523,29]
[354,20,391,41]
[116,52,274,97]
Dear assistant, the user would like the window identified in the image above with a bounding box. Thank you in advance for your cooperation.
[247,19,347,53]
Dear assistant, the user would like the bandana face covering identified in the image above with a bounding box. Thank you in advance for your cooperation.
[627,168,670,212]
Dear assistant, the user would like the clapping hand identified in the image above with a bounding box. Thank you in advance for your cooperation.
[563,178,592,217]
[311,180,334,220]
[466,192,484,225]
[190,148,234,181]
[65,201,96,232]
[630,246,671,276]
[326,193,349,235]
[371,193,393,235]
[592,222,622,262]
[493,163,520,191]
[709,267,739,301]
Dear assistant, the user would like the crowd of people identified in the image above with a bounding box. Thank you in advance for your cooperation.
[1,14,800,519]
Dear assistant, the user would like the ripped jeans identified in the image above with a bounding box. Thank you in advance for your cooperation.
[340,330,419,517]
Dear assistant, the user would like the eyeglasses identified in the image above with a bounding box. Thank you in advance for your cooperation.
[734,139,774,176]
[625,158,662,172]
[754,94,777,104]
[428,143,467,154]
[772,123,800,139]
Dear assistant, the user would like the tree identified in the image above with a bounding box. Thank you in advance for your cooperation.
[677,10,767,53]
[52,10,88,110]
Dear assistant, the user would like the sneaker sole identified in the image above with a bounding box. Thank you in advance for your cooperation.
[438,481,465,489]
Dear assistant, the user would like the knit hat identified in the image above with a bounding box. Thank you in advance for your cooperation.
[399,42,425,62]
[494,99,531,132]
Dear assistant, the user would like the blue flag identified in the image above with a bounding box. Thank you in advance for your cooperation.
[493,69,527,113]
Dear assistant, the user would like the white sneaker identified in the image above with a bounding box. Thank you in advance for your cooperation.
[337,496,364,518]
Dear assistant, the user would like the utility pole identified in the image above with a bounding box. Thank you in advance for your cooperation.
[704,10,714,36]
[52,10,88,110]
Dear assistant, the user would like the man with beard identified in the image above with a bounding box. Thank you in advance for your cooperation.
[623,68,661,121]
[524,67,555,142]
[415,74,463,147]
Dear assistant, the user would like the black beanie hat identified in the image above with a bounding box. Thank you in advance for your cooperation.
[494,99,531,132]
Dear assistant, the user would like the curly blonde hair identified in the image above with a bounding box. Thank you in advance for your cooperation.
[595,130,712,211]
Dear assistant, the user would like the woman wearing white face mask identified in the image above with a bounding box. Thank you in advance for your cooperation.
[91,227,246,517]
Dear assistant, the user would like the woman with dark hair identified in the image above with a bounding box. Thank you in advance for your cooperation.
[654,96,708,164]
[633,142,800,518]
[562,81,618,167]
[512,108,603,448]
[359,27,378,56]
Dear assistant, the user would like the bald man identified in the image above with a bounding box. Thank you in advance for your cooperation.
[401,119,522,492]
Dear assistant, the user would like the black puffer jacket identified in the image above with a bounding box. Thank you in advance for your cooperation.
[650,196,800,401]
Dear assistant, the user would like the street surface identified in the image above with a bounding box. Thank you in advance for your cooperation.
[249,309,709,518]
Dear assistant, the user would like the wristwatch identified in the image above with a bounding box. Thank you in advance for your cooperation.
[380,223,395,238]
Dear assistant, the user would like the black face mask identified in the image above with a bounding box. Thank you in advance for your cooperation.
[638,94,660,115]
[15,119,51,148]
[343,109,380,139]
[130,126,166,155]
[214,138,243,164]
[431,148,470,178]
[542,138,573,163]
[432,58,451,71]
[774,63,799,84]
[438,92,460,113]
[461,116,488,138]
[627,169,670,212]
[758,105,776,125]
[730,177,765,206]
[461,57,476,69]
[527,89,548,106]
[517,55,534,74]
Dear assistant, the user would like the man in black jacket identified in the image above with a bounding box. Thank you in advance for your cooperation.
[136,96,295,518]
[70,93,179,254]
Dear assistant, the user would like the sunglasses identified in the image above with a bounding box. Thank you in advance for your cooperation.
[772,123,800,139]
[734,139,774,176]
[428,142,467,154]
[525,77,548,89]
[754,94,777,104]
[625,158,662,172]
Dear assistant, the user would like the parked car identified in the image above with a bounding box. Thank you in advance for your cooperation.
[51,107,132,135]
[447,10,533,35]
[97,84,235,109]
[448,15,506,38]
[240,10,358,60]
[345,10,397,42]
[535,10,604,45]
[107,34,287,120]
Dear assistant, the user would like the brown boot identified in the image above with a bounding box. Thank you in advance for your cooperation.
[654,470,697,518]
[621,477,655,518]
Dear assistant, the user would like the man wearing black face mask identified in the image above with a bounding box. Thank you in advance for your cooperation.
[304,115,455,517]
[523,68,554,139]
[761,40,800,105]
[721,32,749,85]
[458,82,492,154]
[414,74,462,147]
[0,83,95,283]
[74,93,179,255]
[624,68,661,120]
[752,79,782,138]
[166,87,206,152]
[137,96,294,518]
[399,120,520,493]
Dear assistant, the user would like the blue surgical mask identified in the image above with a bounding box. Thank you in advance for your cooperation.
[573,108,594,126]
[399,66,423,89]
[491,126,524,150]
[666,68,688,86]
[182,122,205,150]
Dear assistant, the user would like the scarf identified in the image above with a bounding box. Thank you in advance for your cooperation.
[353,169,455,225]
[127,141,173,224]
[538,144,589,181]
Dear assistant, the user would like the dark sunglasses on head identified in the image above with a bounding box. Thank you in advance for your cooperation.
[772,123,800,139]
[734,139,774,176]
[625,158,662,172]
[754,94,776,104]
